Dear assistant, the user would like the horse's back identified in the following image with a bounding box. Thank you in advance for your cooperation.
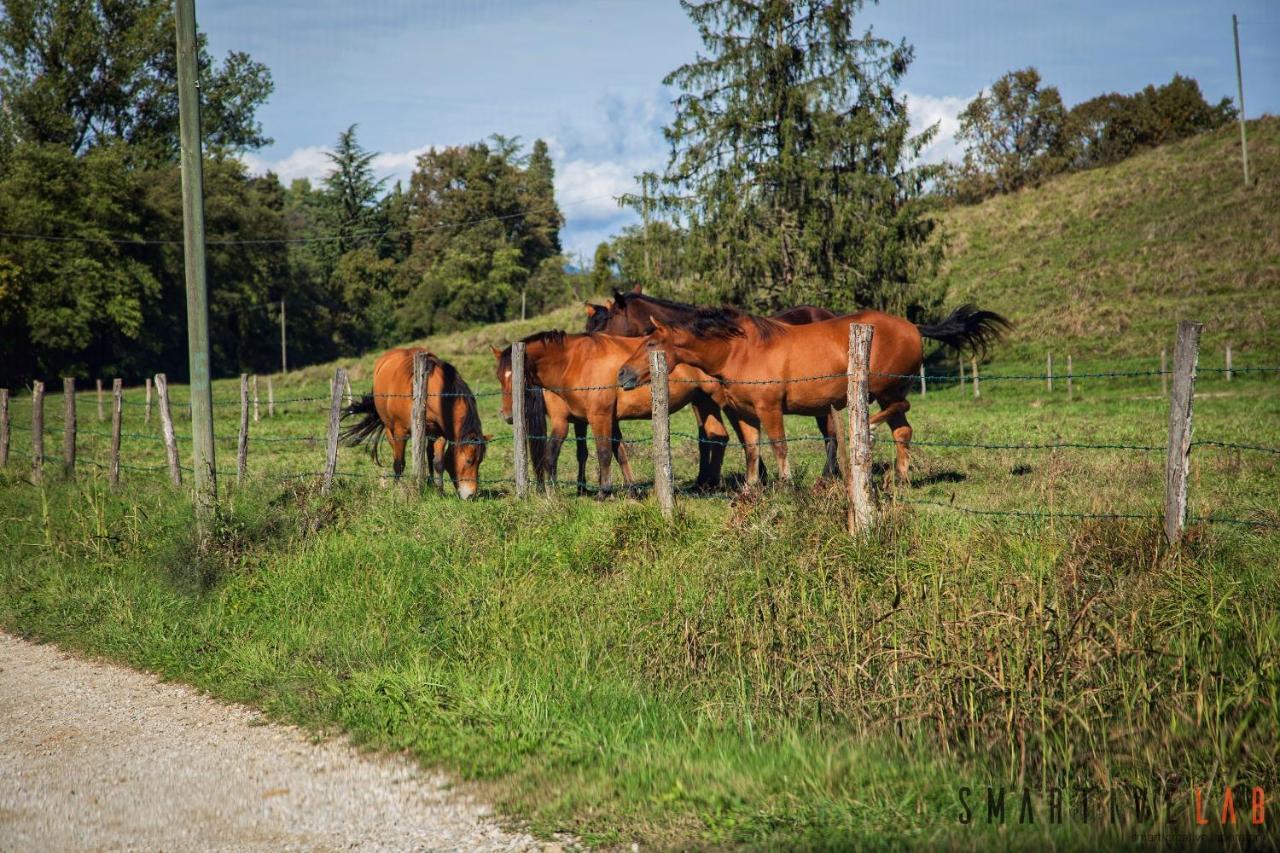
[373,347,434,434]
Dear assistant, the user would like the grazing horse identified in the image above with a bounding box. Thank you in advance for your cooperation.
[494,331,734,496]
[340,347,489,499]
[585,288,842,478]
[617,305,1009,486]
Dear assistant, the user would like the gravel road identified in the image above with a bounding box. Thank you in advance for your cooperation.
[0,632,554,852]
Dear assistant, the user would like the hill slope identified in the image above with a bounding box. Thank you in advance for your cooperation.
[936,116,1279,362]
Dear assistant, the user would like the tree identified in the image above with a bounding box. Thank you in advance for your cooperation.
[647,0,943,315]
[948,67,1066,201]
[0,0,272,160]
[590,242,615,292]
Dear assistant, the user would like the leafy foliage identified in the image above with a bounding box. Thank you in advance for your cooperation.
[643,0,943,316]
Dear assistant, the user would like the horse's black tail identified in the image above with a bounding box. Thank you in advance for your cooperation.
[524,386,553,479]
[916,304,1011,358]
[340,393,385,465]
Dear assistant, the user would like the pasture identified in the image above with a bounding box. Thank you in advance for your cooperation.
[1,298,1277,849]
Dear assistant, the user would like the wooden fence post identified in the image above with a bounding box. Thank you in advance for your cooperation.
[32,381,44,483]
[63,377,76,478]
[96,378,104,421]
[649,349,674,518]
[971,357,980,399]
[110,379,122,490]
[155,373,182,485]
[1160,348,1168,397]
[511,342,528,499]
[322,367,345,494]
[1164,321,1203,545]
[847,323,875,536]
[145,376,152,424]
[958,353,965,390]
[267,376,275,417]
[1067,355,1074,402]
[237,374,250,485]
[252,374,260,422]
[1047,352,1053,393]
[919,363,926,397]
[0,389,8,468]
[410,353,429,492]
[1225,344,1232,382]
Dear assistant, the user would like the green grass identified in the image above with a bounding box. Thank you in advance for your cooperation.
[2,122,1279,848]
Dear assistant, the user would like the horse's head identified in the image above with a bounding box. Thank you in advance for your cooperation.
[584,302,611,333]
[617,317,693,389]
[444,432,490,500]
[492,345,516,424]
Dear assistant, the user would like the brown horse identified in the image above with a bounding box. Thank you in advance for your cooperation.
[494,331,734,496]
[585,288,841,477]
[341,347,490,499]
[617,305,1009,486]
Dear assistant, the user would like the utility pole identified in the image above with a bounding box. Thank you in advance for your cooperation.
[175,0,216,538]
[279,299,287,374]
[1233,13,1251,187]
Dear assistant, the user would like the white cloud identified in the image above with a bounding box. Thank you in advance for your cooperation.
[240,144,435,187]
[905,91,973,166]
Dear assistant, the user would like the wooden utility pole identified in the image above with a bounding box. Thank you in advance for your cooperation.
[1233,14,1251,187]
[279,300,287,374]
[511,342,528,498]
[649,349,674,518]
[175,0,216,535]
[1164,321,1203,545]
[846,324,875,536]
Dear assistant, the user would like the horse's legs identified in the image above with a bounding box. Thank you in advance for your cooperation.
[589,413,615,497]
[869,398,909,428]
[429,436,446,492]
[543,418,570,497]
[726,410,763,488]
[390,433,407,480]
[758,408,791,484]
[817,412,840,479]
[693,397,728,491]
[612,422,637,491]
[573,419,590,495]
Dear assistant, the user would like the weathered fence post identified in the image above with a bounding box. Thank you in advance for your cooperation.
[511,342,529,499]
[649,349,674,518]
[321,367,345,494]
[155,373,182,485]
[145,376,153,424]
[971,357,980,399]
[0,389,8,468]
[96,378,104,421]
[410,353,430,492]
[110,379,123,490]
[32,381,44,483]
[1164,321,1203,545]
[252,374,260,422]
[846,324,876,536]
[919,363,926,397]
[1067,355,1074,402]
[267,376,275,417]
[63,377,76,478]
[1047,352,1053,393]
[1225,343,1232,382]
[1161,348,1168,397]
[958,353,965,390]
[237,374,250,485]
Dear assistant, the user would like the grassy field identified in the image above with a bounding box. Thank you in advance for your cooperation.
[2,122,1279,849]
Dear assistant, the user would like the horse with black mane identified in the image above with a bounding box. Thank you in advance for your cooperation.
[617,304,1009,486]
[340,347,489,499]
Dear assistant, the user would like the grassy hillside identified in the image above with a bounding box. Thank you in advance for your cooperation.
[1,125,1279,850]
[937,117,1280,362]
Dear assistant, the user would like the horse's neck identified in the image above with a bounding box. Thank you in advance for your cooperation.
[528,341,568,390]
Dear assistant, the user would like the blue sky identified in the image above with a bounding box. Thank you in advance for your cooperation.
[202,0,1280,260]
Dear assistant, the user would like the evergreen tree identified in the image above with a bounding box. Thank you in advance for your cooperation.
[651,0,942,314]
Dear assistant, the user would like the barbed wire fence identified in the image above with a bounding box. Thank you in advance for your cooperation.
[1,320,1278,540]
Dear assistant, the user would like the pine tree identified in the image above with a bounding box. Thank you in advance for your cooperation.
[653,0,942,315]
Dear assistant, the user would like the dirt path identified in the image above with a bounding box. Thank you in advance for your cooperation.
[0,632,551,851]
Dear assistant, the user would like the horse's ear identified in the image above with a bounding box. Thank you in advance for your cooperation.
[631,283,643,294]
[489,345,502,359]
[649,315,667,332]
[613,289,627,307]
[584,303,597,316]
[483,433,493,442]
[604,299,614,311]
